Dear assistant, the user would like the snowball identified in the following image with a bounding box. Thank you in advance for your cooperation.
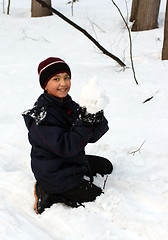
[79,77,109,114]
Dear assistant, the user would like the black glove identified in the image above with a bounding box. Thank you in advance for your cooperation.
[78,107,104,126]
[94,109,104,124]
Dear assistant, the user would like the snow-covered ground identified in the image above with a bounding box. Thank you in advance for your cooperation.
[0,0,168,239]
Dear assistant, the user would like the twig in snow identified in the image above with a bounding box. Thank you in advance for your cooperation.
[103,175,109,189]
[21,29,50,43]
[130,140,146,156]
[143,91,159,104]
[143,96,154,104]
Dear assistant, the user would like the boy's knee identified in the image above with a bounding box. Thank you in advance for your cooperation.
[105,159,113,174]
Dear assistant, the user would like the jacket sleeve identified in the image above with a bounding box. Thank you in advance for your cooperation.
[89,117,109,143]
[29,120,92,159]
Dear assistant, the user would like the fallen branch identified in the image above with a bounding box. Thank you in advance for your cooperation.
[111,0,138,85]
[143,91,159,104]
[35,0,126,67]
[130,140,146,156]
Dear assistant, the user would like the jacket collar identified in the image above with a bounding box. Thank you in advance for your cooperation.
[44,90,72,105]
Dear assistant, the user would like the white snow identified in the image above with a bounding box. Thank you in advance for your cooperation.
[0,0,168,239]
[79,77,109,113]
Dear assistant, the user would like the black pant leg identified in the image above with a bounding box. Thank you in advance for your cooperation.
[59,179,102,203]
[87,155,113,176]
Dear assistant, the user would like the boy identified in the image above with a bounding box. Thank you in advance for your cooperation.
[23,57,113,214]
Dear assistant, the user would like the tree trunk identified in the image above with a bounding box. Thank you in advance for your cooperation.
[162,0,168,60]
[31,0,52,17]
[130,0,139,22]
[131,0,161,31]
[7,0,10,15]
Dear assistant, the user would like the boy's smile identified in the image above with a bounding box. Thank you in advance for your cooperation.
[45,72,71,100]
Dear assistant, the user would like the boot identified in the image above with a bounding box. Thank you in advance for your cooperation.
[34,182,53,214]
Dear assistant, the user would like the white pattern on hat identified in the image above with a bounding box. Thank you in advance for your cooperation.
[39,60,65,75]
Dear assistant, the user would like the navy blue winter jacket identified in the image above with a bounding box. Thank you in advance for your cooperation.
[23,91,109,194]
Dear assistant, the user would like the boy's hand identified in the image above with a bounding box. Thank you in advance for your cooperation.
[94,109,104,124]
[78,107,104,126]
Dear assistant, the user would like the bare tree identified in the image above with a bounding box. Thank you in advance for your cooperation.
[130,0,161,31]
[162,0,168,60]
[31,0,52,17]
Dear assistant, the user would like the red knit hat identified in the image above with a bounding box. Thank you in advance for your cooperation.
[38,57,71,89]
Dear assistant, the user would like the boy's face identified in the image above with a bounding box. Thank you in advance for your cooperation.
[45,72,71,99]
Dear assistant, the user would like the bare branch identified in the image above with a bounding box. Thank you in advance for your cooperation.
[35,0,126,68]
[111,0,138,85]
